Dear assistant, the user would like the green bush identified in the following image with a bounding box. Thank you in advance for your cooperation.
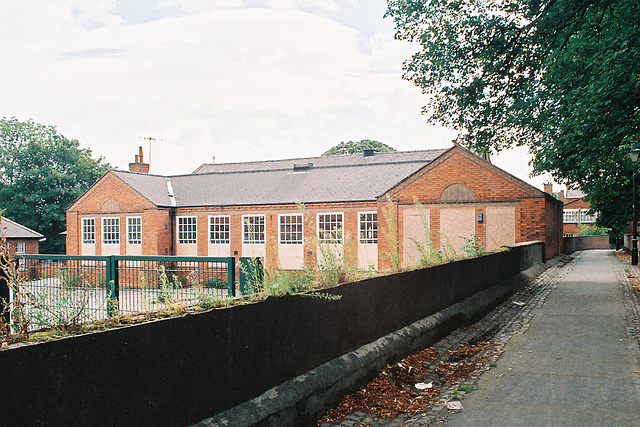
[575,223,610,236]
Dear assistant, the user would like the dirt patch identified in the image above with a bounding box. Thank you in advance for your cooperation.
[318,339,495,424]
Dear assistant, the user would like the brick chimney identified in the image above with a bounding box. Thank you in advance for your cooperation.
[543,182,553,194]
[129,146,150,173]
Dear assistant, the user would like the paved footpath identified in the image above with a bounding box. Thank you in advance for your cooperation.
[443,250,640,426]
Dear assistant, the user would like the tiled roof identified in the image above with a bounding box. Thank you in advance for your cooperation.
[112,172,175,206]
[192,149,448,174]
[1,217,44,239]
[113,149,449,207]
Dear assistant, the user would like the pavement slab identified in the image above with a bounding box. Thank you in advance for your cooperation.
[443,250,640,426]
[320,250,640,427]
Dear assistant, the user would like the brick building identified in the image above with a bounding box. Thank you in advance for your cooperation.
[543,183,596,237]
[1,217,43,256]
[66,146,563,268]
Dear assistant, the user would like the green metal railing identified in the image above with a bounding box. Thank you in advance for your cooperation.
[14,255,237,321]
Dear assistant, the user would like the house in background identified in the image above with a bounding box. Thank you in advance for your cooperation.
[544,183,596,237]
[66,145,563,269]
[1,217,44,256]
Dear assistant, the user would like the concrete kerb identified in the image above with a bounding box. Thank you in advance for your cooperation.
[195,259,559,427]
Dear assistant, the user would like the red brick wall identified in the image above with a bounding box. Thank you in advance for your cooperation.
[6,238,39,256]
[67,150,563,267]
[384,150,561,263]
[66,173,167,256]
[390,151,533,204]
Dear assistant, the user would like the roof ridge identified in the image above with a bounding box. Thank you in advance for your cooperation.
[111,169,169,178]
[180,158,437,178]
[194,148,446,168]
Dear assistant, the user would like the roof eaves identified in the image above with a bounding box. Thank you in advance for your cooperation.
[173,199,379,209]
[1,217,44,238]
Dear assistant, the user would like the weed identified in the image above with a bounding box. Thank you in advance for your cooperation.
[203,277,227,289]
[157,265,182,305]
[59,269,83,288]
[196,293,229,310]
[428,417,438,423]
[0,233,32,340]
[461,235,485,257]
[457,385,474,392]
[239,256,265,294]
[380,197,401,271]
[264,268,314,295]
[412,198,444,268]
[298,291,342,301]
[489,362,497,367]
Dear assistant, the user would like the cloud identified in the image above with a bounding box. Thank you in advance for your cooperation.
[0,1,541,189]
[156,0,245,14]
[268,0,340,14]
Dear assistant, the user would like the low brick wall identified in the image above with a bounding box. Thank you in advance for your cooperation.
[565,235,610,254]
[1,242,543,426]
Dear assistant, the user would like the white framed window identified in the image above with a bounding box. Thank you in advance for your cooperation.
[359,212,377,244]
[209,215,230,244]
[15,241,26,271]
[177,216,197,244]
[102,217,120,245]
[243,215,265,244]
[317,213,343,243]
[579,209,597,223]
[563,209,597,224]
[127,217,142,245]
[279,214,303,244]
[82,218,95,244]
[563,209,578,223]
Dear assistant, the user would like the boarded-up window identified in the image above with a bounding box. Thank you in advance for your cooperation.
[486,207,515,250]
[402,208,429,266]
[440,207,475,254]
[440,183,474,202]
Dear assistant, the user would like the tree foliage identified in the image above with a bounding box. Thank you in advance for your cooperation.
[387,0,640,231]
[322,140,396,156]
[0,118,110,253]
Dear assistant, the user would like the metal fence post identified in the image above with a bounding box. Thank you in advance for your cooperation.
[106,256,119,316]
[227,257,236,297]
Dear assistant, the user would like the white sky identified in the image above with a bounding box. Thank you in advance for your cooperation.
[0,0,549,188]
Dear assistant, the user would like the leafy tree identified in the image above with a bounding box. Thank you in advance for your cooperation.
[386,0,640,232]
[0,118,110,253]
[575,224,610,237]
[322,140,396,156]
